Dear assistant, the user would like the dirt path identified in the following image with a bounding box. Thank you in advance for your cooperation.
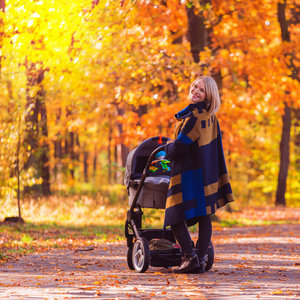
[0,224,299,299]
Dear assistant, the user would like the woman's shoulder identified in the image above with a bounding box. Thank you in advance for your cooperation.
[191,106,211,121]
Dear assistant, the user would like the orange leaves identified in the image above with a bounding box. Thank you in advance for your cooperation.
[270,289,294,296]
[1,0,300,207]
[234,263,249,271]
[1,213,300,299]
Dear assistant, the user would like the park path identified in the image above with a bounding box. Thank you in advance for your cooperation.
[0,223,299,299]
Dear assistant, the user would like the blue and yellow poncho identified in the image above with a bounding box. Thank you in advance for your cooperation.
[164,102,234,227]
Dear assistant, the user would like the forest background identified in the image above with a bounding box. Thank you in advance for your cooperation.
[1,0,300,224]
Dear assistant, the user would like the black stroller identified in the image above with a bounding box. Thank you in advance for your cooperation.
[124,136,214,273]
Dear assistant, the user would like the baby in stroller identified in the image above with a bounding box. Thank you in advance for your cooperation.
[124,136,214,273]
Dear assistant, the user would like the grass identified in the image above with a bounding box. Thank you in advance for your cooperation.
[21,234,34,243]
[141,204,300,229]
[0,192,299,263]
[0,221,126,262]
[0,193,128,261]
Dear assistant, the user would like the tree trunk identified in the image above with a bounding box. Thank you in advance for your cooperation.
[66,130,79,180]
[25,67,39,171]
[108,126,112,184]
[275,103,291,206]
[84,151,88,183]
[54,138,63,187]
[16,118,22,219]
[277,1,290,43]
[186,3,205,63]
[70,131,75,179]
[186,1,222,90]
[54,109,63,185]
[294,109,300,168]
[0,1,5,13]
[275,0,293,206]
[114,144,118,183]
[39,96,51,195]
[115,105,129,183]
[68,131,80,180]
[93,146,97,180]
[24,63,51,196]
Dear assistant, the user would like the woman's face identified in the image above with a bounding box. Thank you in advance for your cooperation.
[190,79,206,103]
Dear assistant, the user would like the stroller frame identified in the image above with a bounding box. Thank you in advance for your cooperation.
[125,136,214,273]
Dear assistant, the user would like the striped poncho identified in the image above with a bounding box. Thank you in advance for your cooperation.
[164,102,234,227]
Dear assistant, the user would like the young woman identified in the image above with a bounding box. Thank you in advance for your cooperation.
[164,76,234,274]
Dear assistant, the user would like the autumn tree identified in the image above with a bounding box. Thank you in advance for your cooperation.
[180,0,300,206]
[275,0,300,206]
[0,0,300,209]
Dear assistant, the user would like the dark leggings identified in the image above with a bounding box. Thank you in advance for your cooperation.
[171,215,212,258]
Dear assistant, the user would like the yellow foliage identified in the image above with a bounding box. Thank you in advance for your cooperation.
[0,0,299,206]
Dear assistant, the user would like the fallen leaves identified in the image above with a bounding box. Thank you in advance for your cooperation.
[79,286,93,290]
[215,206,300,226]
[94,290,102,296]
[0,207,299,300]
[271,290,284,294]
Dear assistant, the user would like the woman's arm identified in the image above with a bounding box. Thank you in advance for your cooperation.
[165,115,201,160]
[165,139,188,160]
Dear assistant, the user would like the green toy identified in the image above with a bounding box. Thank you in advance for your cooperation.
[150,151,170,172]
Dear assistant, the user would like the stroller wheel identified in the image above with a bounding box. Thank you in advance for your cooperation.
[196,240,214,271]
[204,240,214,271]
[132,237,150,273]
[127,247,135,270]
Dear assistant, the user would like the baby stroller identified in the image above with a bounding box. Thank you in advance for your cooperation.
[124,136,214,273]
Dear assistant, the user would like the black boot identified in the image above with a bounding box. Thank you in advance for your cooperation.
[174,253,200,274]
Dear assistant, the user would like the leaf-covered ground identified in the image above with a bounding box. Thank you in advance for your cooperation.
[0,207,299,299]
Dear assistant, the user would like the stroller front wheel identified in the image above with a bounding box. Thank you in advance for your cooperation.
[204,240,214,271]
[132,237,150,273]
[127,247,135,270]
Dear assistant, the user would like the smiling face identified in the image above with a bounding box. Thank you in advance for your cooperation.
[189,79,206,103]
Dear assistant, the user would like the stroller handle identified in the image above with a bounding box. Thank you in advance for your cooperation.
[129,144,167,214]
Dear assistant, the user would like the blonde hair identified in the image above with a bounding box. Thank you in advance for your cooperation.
[189,76,220,115]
